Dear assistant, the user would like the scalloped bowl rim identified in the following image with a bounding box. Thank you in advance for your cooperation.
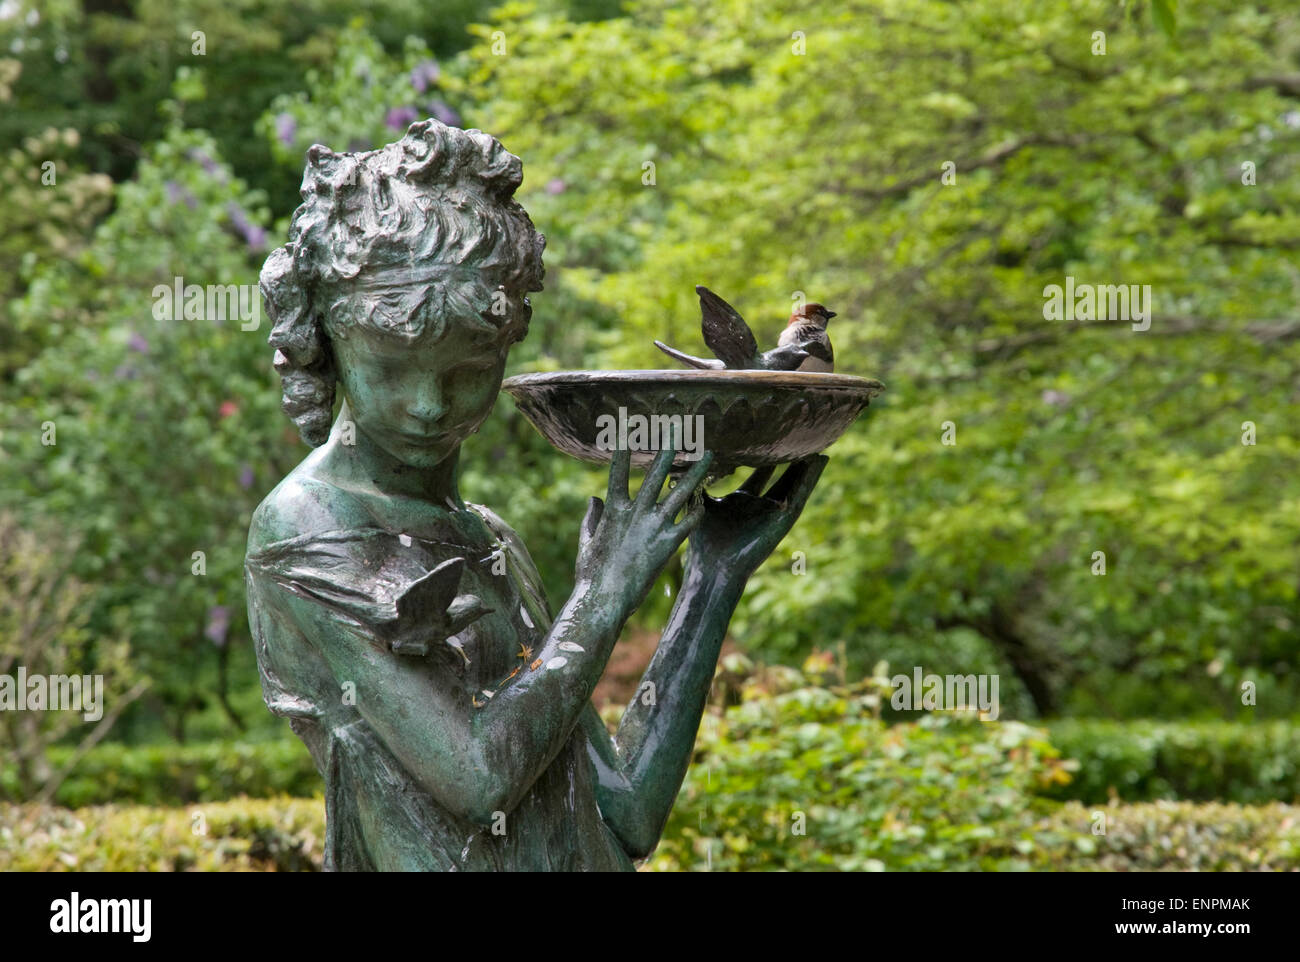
[500,370,887,473]
[502,369,886,394]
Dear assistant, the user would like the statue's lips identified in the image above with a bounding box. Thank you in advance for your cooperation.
[396,430,449,447]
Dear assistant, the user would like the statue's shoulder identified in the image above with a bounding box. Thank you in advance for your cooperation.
[466,502,519,543]
[465,503,536,570]
[248,458,370,553]
[465,502,553,622]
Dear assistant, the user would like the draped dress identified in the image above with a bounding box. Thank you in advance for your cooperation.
[245,495,633,872]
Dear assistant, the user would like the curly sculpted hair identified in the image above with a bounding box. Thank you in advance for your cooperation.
[260,119,546,446]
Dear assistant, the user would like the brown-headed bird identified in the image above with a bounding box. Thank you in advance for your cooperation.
[654,285,837,372]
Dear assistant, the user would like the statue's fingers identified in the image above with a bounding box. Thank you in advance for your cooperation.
[674,494,707,539]
[637,429,679,509]
[738,465,775,496]
[579,496,604,552]
[660,450,714,519]
[791,455,830,508]
[768,454,829,506]
[607,445,630,505]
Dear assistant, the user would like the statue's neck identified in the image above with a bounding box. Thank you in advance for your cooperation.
[319,401,464,505]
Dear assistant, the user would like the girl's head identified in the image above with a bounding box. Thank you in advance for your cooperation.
[260,119,545,467]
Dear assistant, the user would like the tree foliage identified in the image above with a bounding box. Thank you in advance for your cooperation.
[2,0,1297,742]
[2,122,282,739]
[0,512,146,800]
[464,0,1300,718]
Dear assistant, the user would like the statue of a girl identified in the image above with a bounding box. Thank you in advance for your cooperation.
[246,120,826,870]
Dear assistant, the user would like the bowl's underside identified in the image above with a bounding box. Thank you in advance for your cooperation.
[501,370,885,475]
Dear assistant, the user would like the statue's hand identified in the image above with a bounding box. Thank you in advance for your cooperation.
[385,557,494,657]
[686,455,829,583]
[575,444,715,618]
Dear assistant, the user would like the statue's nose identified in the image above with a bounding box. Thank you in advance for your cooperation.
[407,380,447,424]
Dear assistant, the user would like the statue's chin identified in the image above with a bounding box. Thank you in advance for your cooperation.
[381,438,460,470]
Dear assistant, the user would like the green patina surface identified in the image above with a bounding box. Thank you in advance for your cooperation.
[245,120,826,870]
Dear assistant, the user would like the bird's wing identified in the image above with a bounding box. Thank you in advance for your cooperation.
[396,556,465,622]
[785,322,834,365]
[759,344,810,370]
[802,335,834,365]
[654,339,725,370]
[696,285,758,368]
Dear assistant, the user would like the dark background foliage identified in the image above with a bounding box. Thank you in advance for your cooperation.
[1,0,1297,870]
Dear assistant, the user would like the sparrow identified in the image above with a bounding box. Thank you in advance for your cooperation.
[654,285,837,372]
[777,301,837,373]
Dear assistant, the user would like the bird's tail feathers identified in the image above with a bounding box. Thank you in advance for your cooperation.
[654,340,725,370]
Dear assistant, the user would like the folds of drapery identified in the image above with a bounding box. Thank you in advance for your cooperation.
[243,505,630,870]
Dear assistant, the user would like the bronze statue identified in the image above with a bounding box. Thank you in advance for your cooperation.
[246,120,828,870]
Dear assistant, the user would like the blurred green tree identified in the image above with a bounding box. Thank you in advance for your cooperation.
[0,58,113,376]
[2,122,285,740]
[0,511,147,801]
[460,0,1300,718]
[4,0,1298,743]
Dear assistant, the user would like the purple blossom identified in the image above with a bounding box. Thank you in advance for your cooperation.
[545,178,566,195]
[226,201,250,231]
[274,112,297,147]
[188,147,226,182]
[164,180,197,209]
[385,105,420,130]
[239,464,255,490]
[205,605,230,648]
[428,100,461,127]
[410,60,440,93]
[1041,389,1071,407]
[225,202,266,251]
[127,331,149,353]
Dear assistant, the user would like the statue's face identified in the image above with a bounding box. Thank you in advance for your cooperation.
[331,312,508,470]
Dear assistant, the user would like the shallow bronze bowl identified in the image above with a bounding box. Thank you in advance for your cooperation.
[501,370,885,476]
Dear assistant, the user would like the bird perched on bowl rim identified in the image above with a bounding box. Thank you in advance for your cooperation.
[776,299,836,373]
[654,285,837,372]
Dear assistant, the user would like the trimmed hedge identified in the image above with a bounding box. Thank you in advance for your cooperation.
[5,793,1297,872]
[1006,800,1300,872]
[6,694,1299,823]
[1043,719,1300,805]
[0,797,325,872]
[1,740,321,809]
[7,717,1299,813]
[5,672,1298,871]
